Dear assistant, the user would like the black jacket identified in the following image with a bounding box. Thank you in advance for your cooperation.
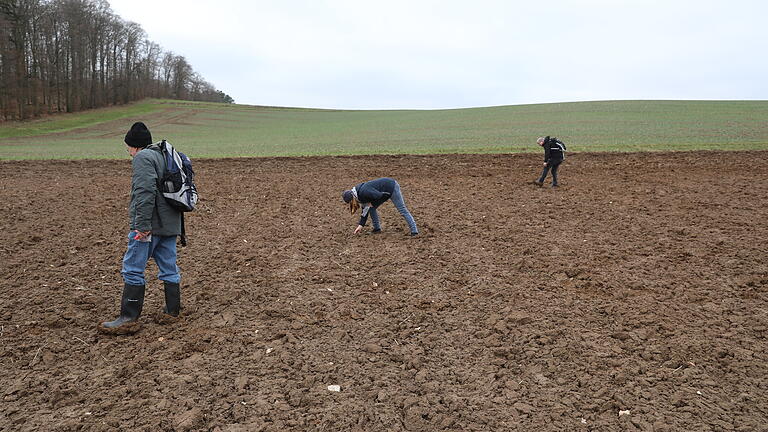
[355,177,396,226]
[543,136,566,163]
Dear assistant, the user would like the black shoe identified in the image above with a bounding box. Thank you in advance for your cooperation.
[533,180,543,187]
[101,283,145,330]
[163,282,181,317]
[552,184,559,188]
[410,232,419,236]
[371,229,382,234]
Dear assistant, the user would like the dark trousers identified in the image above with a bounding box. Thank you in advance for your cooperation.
[537,160,562,186]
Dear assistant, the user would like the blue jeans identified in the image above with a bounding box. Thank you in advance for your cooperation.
[121,231,180,286]
[369,182,418,234]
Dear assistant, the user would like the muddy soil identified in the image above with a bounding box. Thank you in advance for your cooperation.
[1,152,766,431]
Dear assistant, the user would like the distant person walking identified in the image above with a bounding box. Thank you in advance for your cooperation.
[533,136,567,187]
[101,122,183,333]
[342,177,419,236]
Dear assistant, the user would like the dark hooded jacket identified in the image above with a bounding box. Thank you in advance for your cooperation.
[543,136,567,164]
[355,177,396,226]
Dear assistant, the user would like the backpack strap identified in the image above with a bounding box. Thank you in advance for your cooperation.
[179,213,187,247]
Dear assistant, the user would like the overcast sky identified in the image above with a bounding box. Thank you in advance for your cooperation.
[108,0,768,109]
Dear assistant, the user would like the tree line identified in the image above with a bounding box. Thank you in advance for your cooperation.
[0,0,234,121]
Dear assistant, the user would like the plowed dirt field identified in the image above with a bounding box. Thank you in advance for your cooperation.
[1,152,766,431]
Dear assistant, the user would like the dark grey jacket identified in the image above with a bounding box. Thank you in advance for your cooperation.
[355,177,395,227]
[128,144,182,236]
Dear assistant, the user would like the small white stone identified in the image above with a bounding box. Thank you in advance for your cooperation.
[327,385,341,392]
[265,347,273,354]
[580,418,587,424]
[618,410,630,417]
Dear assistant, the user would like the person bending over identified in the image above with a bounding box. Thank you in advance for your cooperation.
[342,177,419,236]
[534,136,567,187]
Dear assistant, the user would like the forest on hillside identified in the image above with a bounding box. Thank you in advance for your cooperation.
[0,0,234,121]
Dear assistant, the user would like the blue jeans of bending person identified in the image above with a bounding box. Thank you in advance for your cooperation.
[369,181,418,234]
[121,231,181,286]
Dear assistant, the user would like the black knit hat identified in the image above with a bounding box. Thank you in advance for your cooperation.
[342,190,354,203]
[124,122,153,148]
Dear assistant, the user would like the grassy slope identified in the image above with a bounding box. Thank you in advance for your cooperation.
[0,99,767,160]
[0,100,164,139]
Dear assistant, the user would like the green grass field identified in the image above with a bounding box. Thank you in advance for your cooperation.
[0,99,767,160]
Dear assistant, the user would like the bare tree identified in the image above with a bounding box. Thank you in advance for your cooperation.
[0,0,233,121]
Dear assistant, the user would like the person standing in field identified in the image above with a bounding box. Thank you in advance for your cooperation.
[101,122,183,333]
[533,136,567,187]
[342,177,419,236]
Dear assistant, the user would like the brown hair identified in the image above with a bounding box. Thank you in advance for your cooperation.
[348,199,360,214]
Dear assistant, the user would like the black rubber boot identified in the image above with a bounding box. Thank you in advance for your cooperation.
[102,283,145,329]
[163,282,181,317]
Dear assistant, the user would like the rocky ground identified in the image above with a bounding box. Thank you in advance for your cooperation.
[1,151,766,431]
